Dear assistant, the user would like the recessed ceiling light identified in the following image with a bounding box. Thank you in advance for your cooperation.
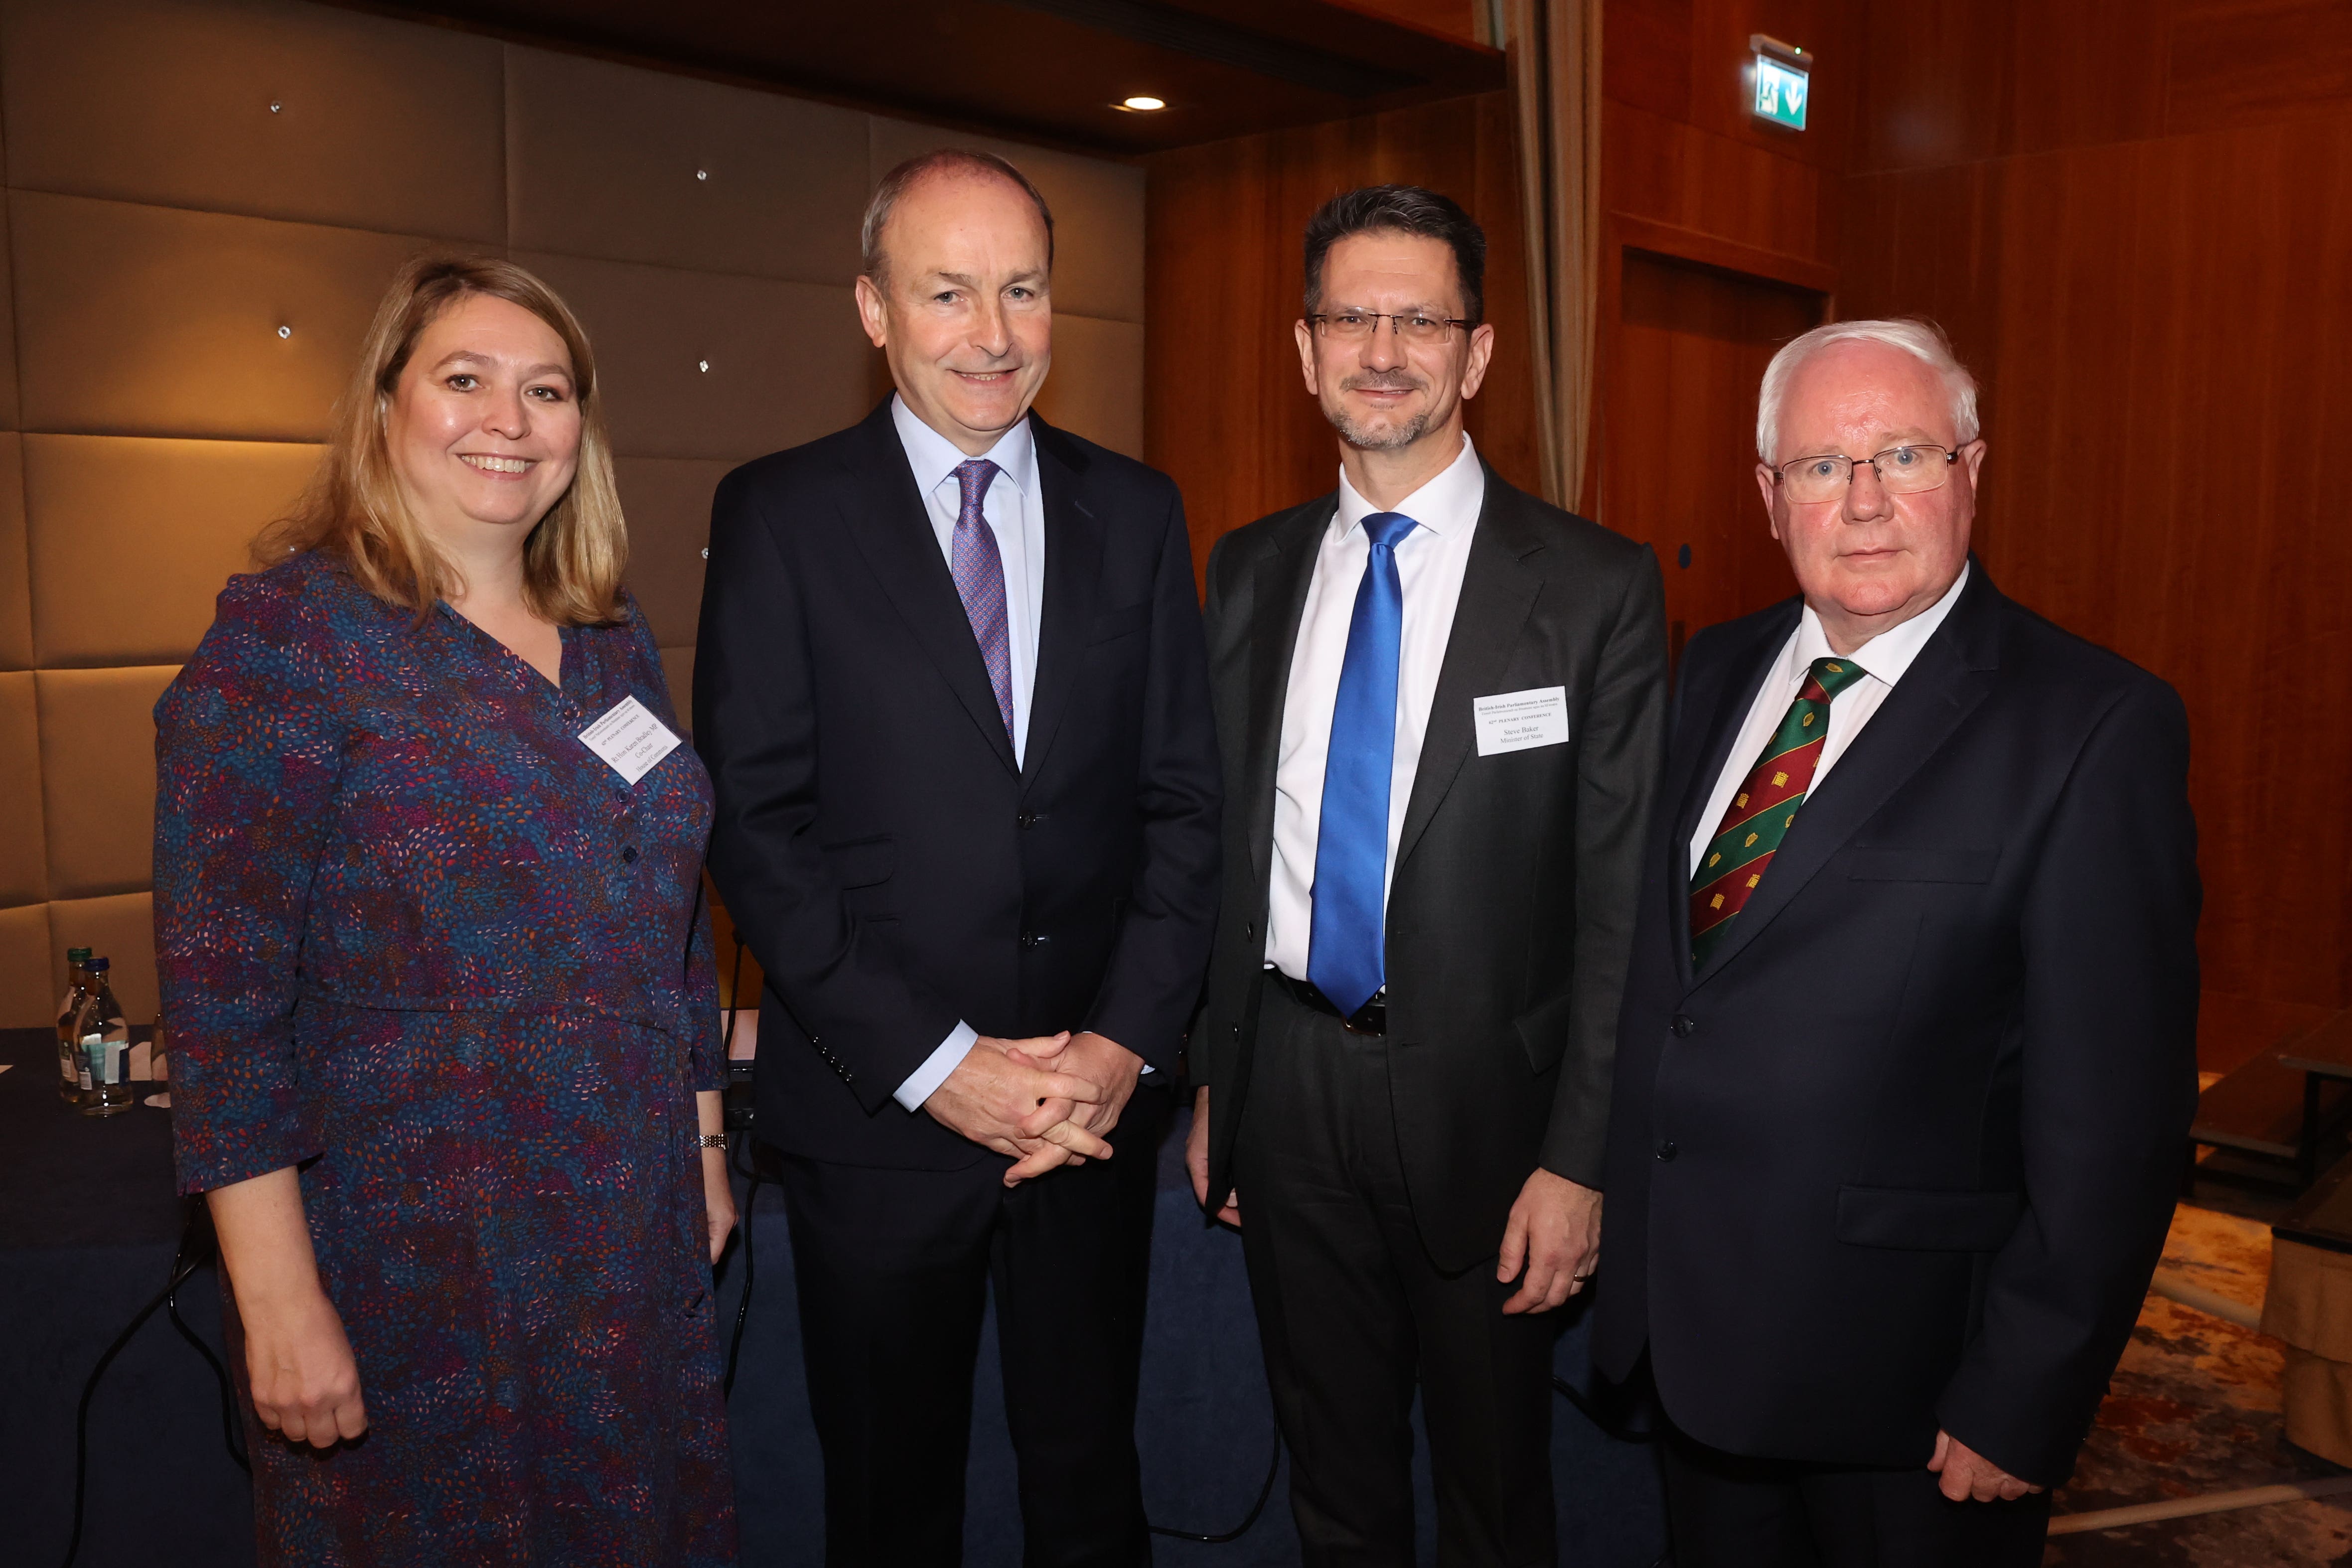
[1117,96,1167,112]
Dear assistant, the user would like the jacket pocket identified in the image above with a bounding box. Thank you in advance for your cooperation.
[821,835,896,889]
[1835,1185,2024,1251]
[1843,848,1998,883]
[1087,601,1152,645]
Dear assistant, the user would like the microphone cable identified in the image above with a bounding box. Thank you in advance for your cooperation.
[58,1197,248,1568]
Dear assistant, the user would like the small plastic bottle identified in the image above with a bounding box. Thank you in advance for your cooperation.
[74,957,134,1118]
[54,947,93,1108]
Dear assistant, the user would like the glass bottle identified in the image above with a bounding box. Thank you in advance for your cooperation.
[54,947,92,1107]
[74,956,134,1118]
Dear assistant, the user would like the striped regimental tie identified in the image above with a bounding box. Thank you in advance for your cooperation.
[1688,655,1871,969]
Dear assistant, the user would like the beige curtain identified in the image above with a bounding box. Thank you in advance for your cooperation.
[1506,0,1603,511]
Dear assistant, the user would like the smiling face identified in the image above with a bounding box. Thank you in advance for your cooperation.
[385,292,582,547]
[1295,230,1492,458]
[856,170,1052,455]
[1755,338,1985,651]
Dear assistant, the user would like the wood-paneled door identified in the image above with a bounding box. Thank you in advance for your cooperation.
[1598,246,1825,665]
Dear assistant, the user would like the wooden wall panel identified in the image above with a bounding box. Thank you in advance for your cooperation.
[1144,91,1538,578]
[1842,7,2352,1072]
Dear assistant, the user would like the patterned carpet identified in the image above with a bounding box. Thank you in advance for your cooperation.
[2048,1202,2352,1564]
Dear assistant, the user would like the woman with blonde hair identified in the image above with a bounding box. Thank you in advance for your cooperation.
[154,254,737,1565]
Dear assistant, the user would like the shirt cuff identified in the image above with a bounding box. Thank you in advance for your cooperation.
[894,1020,978,1112]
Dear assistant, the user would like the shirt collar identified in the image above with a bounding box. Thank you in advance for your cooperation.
[1792,561,1972,686]
[1333,431,1484,543]
[891,393,1038,502]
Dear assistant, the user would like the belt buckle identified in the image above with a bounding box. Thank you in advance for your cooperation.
[1342,993,1386,1037]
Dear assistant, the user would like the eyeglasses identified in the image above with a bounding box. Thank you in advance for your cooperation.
[1308,311,1473,345]
[1770,444,1961,505]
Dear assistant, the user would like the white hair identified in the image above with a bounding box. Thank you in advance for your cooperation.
[1756,318,1980,463]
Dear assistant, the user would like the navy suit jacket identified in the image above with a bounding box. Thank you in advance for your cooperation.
[1593,561,2200,1487]
[694,401,1221,1169]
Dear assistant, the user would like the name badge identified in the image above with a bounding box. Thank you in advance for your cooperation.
[579,695,681,785]
[1473,686,1570,756]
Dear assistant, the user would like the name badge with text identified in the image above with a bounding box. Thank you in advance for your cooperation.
[579,695,681,785]
[1473,686,1570,757]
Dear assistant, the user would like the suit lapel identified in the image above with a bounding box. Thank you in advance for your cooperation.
[1243,502,1331,892]
[1392,471,1543,874]
[843,402,1019,777]
[1022,417,1104,785]
[1691,568,2003,986]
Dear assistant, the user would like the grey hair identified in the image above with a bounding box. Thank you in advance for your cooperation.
[1756,318,1980,462]
[859,149,1054,287]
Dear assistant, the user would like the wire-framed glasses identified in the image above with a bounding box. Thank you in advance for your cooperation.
[1308,311,1474,345]
[1770,444,1961,504]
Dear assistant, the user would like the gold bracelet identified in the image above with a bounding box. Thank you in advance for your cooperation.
[696,1132,727,1149]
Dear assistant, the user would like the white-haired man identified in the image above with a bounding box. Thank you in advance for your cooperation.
[1594,319,2200,1565]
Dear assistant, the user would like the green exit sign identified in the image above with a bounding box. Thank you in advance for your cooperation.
[1752,52,1809,130]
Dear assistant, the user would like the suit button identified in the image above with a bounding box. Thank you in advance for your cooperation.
[1655,1140,1679,1162]
[1670,1014,1696,1037]
[1020,932,1049,949]
[1018,812,1037,829]
[1243,921,1255,940]
[620,846,638,864]
[1229,1024,1240,1039]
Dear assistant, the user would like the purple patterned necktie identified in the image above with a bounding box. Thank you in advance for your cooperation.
[949,459,1015,745]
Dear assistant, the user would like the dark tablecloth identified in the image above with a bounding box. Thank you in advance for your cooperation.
[0,1027,1665,1566]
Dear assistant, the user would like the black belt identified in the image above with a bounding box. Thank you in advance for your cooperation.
[1269,971,1386,1037]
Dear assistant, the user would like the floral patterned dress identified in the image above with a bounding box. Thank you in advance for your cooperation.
[154,550,735,1567]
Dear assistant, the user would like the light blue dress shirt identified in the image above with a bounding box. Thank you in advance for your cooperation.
[888,397,1047,1111]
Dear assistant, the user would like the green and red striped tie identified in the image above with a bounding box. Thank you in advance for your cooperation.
[1689,656,1871,968]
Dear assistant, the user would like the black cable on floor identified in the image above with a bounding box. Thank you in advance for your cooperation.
[167,1212,249,1476]
[61,1202,233,1568]
[1147,1423,1282,1544]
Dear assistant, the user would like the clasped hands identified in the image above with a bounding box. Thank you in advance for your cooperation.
[925,1029,1145,1186]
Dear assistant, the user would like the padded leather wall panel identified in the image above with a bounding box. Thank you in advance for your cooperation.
[1,0,505,242]
[0,672,43,906]
[521,251,870,462]
[506,47,866,284]
[27,436,323,668]
[14,193,429,441]
[0,196,20,433]
[0,903,51,1028]
[1032,315,1146,460]
[868,119,1145,325]
[614,456,732,650]
[47,892,157,1024]
[36,665,177,901]
[0,436,29,670]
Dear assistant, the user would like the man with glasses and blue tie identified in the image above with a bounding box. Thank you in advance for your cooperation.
[1185,185,1668,1565]
[1595,319,2200,1566]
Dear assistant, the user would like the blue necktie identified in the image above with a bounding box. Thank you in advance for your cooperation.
[1308,510,1418,1018]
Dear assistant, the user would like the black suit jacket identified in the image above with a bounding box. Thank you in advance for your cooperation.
[1192,466,1667,1271]
[693,401,1222,1169]
[1593,562,2200,1487]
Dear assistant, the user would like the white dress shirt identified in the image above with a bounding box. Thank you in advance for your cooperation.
[1686,563,1971,882]
[888,396,1049,1111]
[1264,433,1486,981]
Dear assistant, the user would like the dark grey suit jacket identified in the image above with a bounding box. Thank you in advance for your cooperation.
[1191,464,1667,1271]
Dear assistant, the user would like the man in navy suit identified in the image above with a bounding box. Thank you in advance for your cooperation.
[696,149,1220,1566]
[1595,318,2200,1566]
